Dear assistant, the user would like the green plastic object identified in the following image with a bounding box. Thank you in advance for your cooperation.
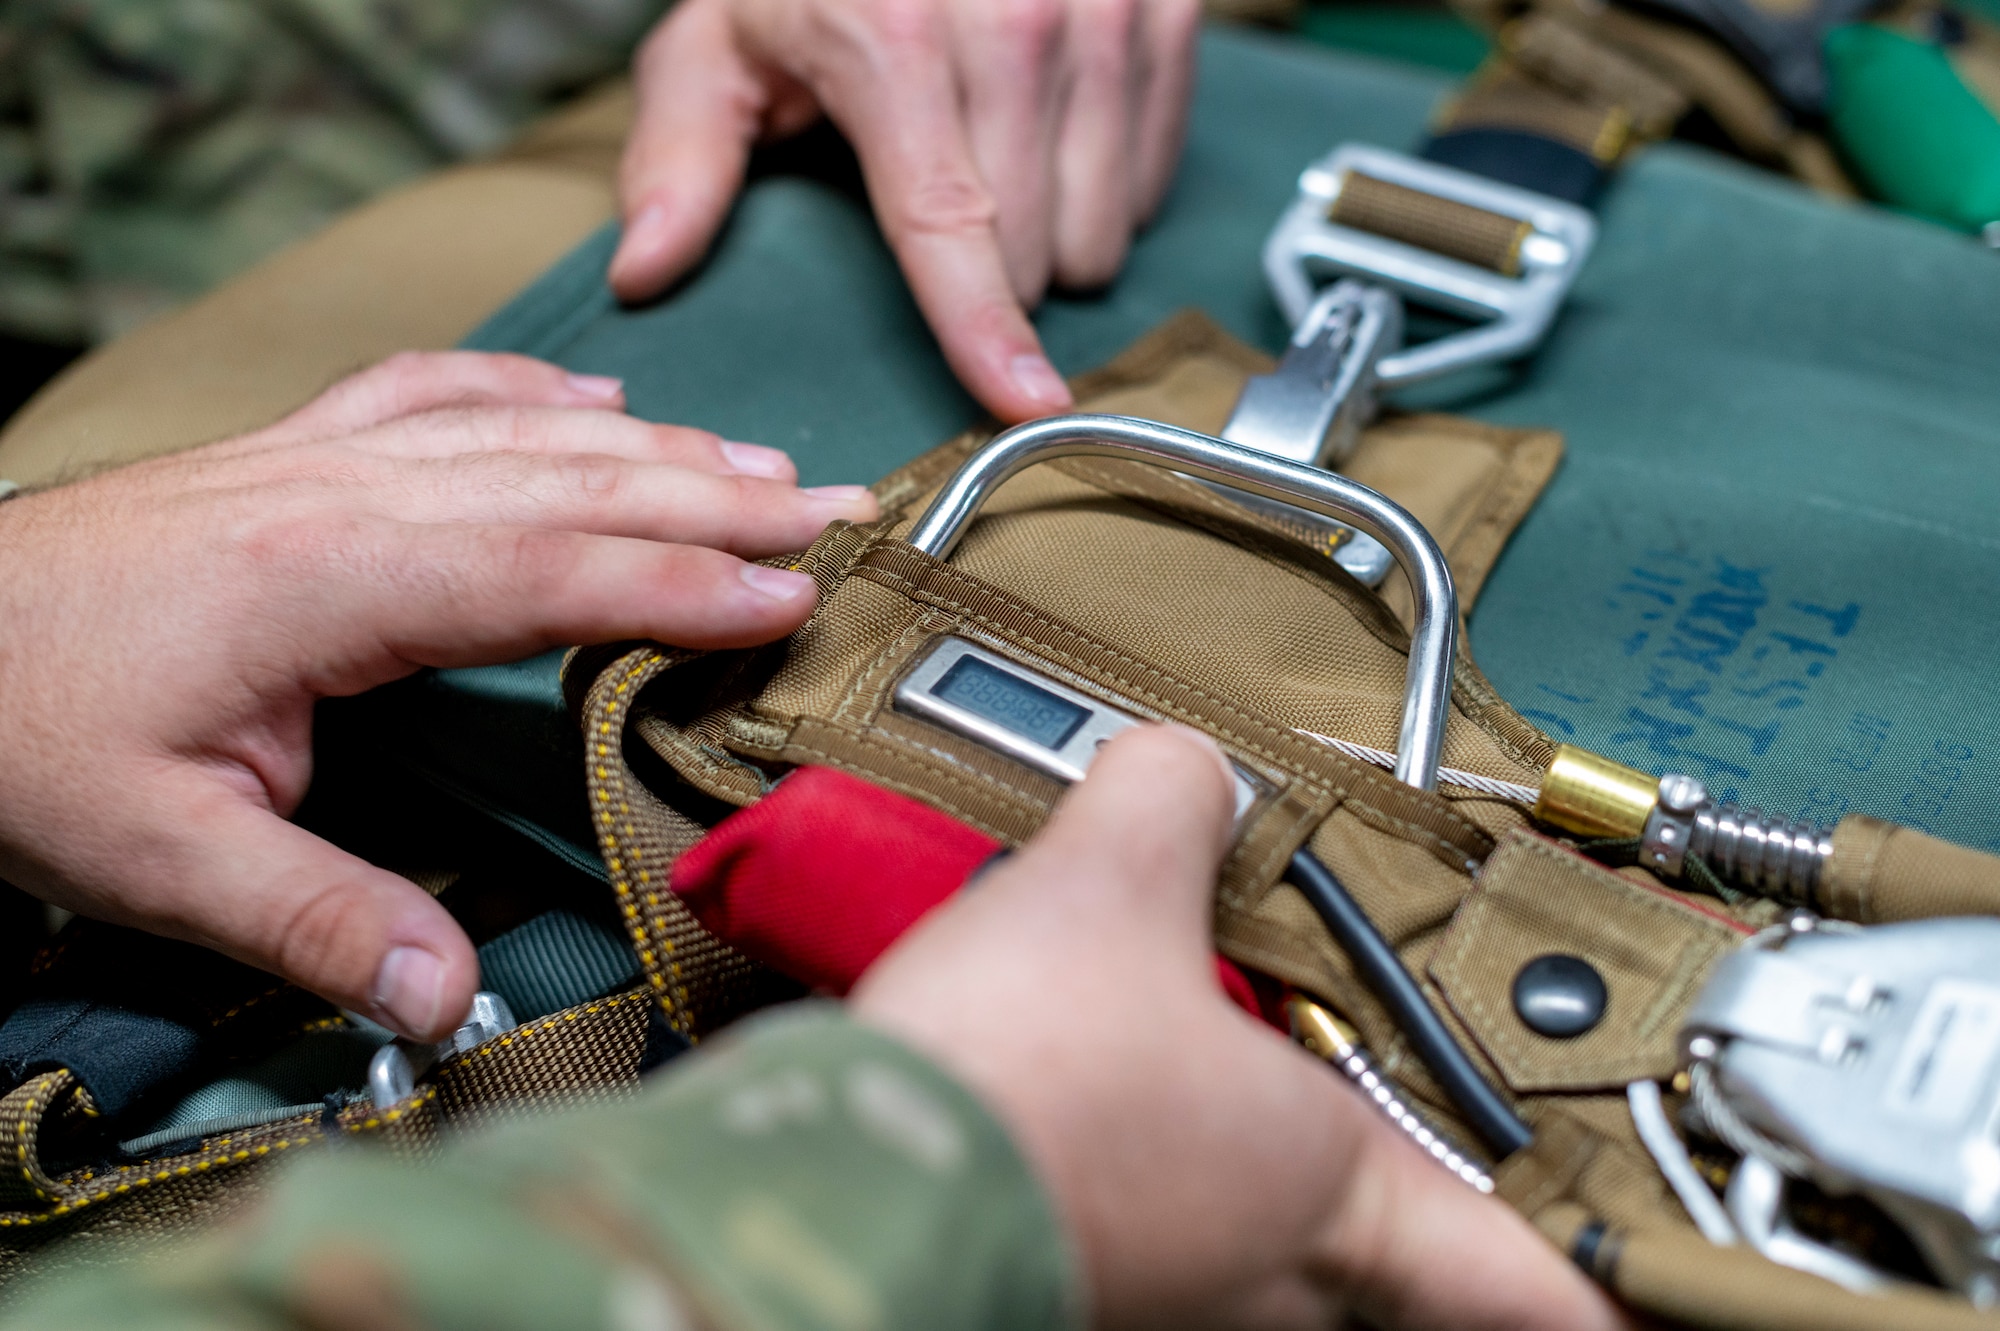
[1824,23,2000,234]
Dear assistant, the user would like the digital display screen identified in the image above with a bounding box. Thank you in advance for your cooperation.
[930,656,1089,750]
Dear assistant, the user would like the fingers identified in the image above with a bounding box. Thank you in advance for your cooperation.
[810,10,1073,422]
[1050,0,1140,289]
[259,352,628,446]
[345,405,798,482]
[1331,1120,1630,1331]
[345,525,828,675]
[366,450,873,556]
[149,783,480,1042]
[952,0,1064,304]
[977,725,1237,966]
[611,0,783,303]
[1129,0,1201,220]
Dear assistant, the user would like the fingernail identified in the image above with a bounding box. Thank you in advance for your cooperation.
[618,201,670,262]
[372,945,449,1040]
[720,440,794,478]
[1009,354,1073,410]
[566,373,624,401]
[740,564,816,602]
[805,484,873,503]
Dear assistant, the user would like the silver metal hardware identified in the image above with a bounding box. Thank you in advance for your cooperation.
[1680,917,2000,1302]
[893,636,1261,821]
[1224,281,1400,468]
[1640,772,1834,901]
[1213,145,1590,585]
[367,990,518,1110]
[1726,1153,1895,1294]
[1263,144,1596,388]
[905,413,1459,790]
[1292,728,1539,803]
[1291,998,1492,1193]
[1204,281,1400,586]
[449,990,517,1055]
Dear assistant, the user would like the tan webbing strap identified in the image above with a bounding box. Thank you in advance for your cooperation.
[1500,14,1691,139]
[1329,172,1534,274]
[0,990,656,1238]
[0,1072,79,1215]
[1446,0,1860,197]
[580,646,792,1039]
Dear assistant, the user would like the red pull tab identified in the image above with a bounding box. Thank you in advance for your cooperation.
[672,765,1274,1023]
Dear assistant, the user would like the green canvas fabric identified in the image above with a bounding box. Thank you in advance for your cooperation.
[373,25,2000,865]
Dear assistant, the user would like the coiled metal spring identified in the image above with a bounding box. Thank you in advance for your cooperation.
[1688,803,1835,903]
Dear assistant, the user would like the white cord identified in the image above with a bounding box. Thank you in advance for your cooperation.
[1294,729,1541,804]
[1628,1079,1738,1244]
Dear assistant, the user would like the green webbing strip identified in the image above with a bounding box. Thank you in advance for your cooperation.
[475,908,639,1024]
[125,1023,387,1154]
[119,1104,325,1158]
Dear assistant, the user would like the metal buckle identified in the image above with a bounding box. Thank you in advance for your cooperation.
[1678,916,2000,1303]
[1207,280,1400,585]
[1263,144,1596,388]
[366,990,517,1110]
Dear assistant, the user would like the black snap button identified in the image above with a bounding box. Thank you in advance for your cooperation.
[1512,954,1607,1039]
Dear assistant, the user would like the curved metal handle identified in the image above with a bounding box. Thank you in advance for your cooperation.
[905,413,1458,790]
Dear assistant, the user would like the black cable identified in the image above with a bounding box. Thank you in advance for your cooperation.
[1285,848,1534,1158]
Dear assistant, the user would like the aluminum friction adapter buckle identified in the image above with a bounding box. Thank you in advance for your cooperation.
[1212,145,1594,587]
[1264,143,1597,387]
[1675,915,2000,1303]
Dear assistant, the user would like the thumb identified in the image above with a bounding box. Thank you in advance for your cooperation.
[935,724,1239,984]
[610,1,771,303]
[1008,723,1238,941]
[150,782,480,1043]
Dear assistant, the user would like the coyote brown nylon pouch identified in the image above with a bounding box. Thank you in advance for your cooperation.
[572,312,2000,1329]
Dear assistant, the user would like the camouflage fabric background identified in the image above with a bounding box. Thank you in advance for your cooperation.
[0,0,666,345]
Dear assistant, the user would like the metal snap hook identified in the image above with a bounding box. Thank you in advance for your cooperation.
[903,413,1459,791]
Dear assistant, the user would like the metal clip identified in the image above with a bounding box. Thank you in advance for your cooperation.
[366,990,518,1111]
[1206,281,1400,585]
[1264,144,1596,388]
[1680,918,2000,1303]
[1224,280,1400,468]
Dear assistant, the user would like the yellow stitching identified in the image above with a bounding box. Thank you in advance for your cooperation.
[9,1072,67,1202]
[0,1129,323,1227]
[453,993,643,1070]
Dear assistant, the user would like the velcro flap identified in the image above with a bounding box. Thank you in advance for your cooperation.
[1429,831,1748,1092]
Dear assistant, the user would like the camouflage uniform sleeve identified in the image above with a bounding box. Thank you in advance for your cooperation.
[0,1003,1083,1331]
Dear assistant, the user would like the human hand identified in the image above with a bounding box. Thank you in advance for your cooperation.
[609,0,1202,423]
[0,351,877,1043]
[852,727,1628,1329]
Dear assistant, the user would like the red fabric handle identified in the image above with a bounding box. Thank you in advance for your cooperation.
[671,766,1273,1022]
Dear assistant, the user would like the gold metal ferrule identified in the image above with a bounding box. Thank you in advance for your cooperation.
[1533,744,1660,840]
[1287,995,1362,1061]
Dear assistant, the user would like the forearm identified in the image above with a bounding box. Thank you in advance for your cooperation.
[0,1004,1079,1331]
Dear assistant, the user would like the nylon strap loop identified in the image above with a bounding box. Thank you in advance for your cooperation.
[1330,171,1534,275]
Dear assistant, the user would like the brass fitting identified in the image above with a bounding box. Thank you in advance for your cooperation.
[1287,994,1363,1061]
[1533,744,1660,840]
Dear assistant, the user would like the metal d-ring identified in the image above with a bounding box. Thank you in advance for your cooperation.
[904,413,1458,790]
